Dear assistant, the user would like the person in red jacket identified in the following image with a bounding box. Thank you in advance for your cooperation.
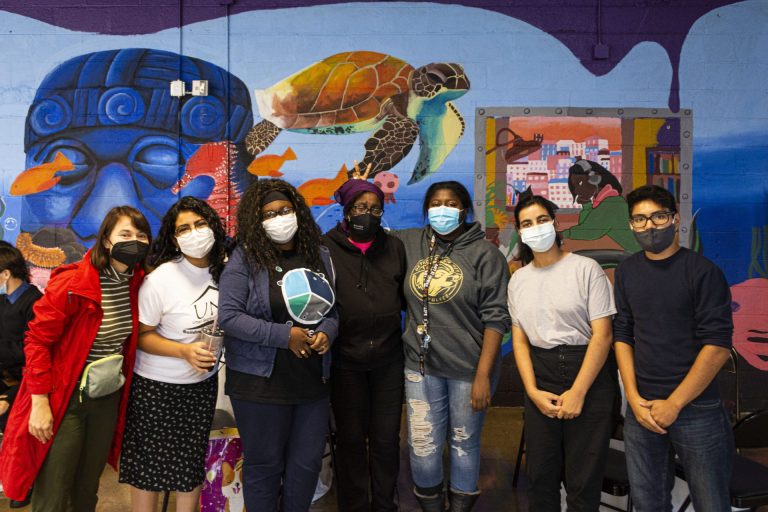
[0,206,151,512]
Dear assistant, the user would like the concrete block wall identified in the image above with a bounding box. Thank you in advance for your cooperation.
[0,0,766,409]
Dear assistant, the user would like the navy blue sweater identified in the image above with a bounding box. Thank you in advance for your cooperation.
[613,248,733,401]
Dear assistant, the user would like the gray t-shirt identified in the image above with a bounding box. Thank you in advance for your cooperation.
[507,253,615,349]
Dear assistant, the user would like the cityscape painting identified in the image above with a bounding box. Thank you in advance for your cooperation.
[476,107,692,274]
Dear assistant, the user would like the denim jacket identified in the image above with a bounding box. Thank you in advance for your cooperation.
[218,244,338,380]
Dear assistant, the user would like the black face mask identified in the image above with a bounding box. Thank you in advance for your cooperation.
[110,240,149,268]
[632,222,676,254]
[348,213,380,242]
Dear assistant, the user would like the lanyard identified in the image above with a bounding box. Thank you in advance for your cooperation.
[418,234,453,375]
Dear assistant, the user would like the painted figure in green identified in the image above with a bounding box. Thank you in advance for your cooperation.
[561,159,641,253]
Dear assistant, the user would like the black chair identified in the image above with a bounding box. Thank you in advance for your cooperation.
[511,423,525,487]
[601,420,633,512]
[719,347,741,422]
[676,409,768,511]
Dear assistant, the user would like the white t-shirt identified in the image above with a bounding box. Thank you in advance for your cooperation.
[136,257,219,384]
[507,252,616,349]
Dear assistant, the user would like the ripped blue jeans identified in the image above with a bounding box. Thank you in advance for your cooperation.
[404,368,495,493]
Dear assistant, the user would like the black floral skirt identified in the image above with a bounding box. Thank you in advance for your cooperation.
[119,373,217,492]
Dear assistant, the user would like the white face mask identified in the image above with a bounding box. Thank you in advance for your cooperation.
[176,226,215,259]
[263,213,299,244]
[520,222,557,253]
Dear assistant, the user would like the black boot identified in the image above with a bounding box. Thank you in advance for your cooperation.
[414,487,446,512]
[9,490,32,509]
[448,489,480,512]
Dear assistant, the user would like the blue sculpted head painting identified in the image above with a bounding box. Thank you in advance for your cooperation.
[18,48,253,273]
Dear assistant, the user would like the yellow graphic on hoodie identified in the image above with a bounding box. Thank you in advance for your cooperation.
[409,256,463,304]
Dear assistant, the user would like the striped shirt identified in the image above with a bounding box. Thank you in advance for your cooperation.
[85,265,134,364]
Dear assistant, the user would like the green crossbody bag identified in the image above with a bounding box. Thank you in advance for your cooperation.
[78,354,125,402]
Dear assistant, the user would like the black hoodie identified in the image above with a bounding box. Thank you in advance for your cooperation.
[323,225,407,371]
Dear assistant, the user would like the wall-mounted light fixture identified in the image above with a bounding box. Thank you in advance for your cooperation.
[169,79,208,97]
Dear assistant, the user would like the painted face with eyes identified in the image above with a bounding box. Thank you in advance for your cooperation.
[18,48,254,254]
[22,129,188,243]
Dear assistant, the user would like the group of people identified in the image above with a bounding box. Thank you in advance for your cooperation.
[0,167,734,512]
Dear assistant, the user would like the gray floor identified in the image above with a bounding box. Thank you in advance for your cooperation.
[3,407,767,511]
[0,407,526,512]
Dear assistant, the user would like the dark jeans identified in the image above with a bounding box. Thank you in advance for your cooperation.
[525,345,619,512]
[331,360,404,512]
[624,398,733,512]
[231,397,330,512]
[31,389,121,512]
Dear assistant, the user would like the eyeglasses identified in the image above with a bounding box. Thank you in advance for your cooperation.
[629,210,675,228]
[175,219,210,237]
[262,206,295,220]
[350,204,384,217]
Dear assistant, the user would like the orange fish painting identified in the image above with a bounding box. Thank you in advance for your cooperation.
[247,147,297,177]
[298,165,349,206]
[11,152,75,196]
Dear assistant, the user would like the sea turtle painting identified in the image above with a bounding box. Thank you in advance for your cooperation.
[247,51,470,184]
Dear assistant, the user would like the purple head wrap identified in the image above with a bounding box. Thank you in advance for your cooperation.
[333,179,385,210]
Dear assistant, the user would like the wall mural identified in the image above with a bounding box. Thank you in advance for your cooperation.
[480,110,690,260]
[477,108,692,356]
[246,51,469,184]
[0,0,765,407]
[11,48,254,287]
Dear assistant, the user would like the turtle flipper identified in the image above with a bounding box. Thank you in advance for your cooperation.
[409,101,465,184]
[355,100,419,179]
[245,120,282,157]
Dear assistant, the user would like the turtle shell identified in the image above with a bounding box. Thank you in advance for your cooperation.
[258,51,414,130]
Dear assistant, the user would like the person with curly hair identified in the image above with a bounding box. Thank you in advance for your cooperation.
[218,178,338,512]
[118,197,227,512]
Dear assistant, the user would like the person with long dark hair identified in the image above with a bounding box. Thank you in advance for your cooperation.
[218,178,338,512]
[0,206,151,511]
[323,174,406,512]
[508,192,618,511]
[118,197,227,512]
[398,180,510,512]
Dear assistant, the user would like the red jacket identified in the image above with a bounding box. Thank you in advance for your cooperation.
[0,252,144,500]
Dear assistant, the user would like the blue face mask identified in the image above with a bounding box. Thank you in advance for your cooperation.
[428,206,462,235]
[0,282,6,295]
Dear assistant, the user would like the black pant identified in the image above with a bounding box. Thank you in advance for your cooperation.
[231,397,330,512]
[525,346,619,512]
[0,383,19,432]
[331,359,404,512]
